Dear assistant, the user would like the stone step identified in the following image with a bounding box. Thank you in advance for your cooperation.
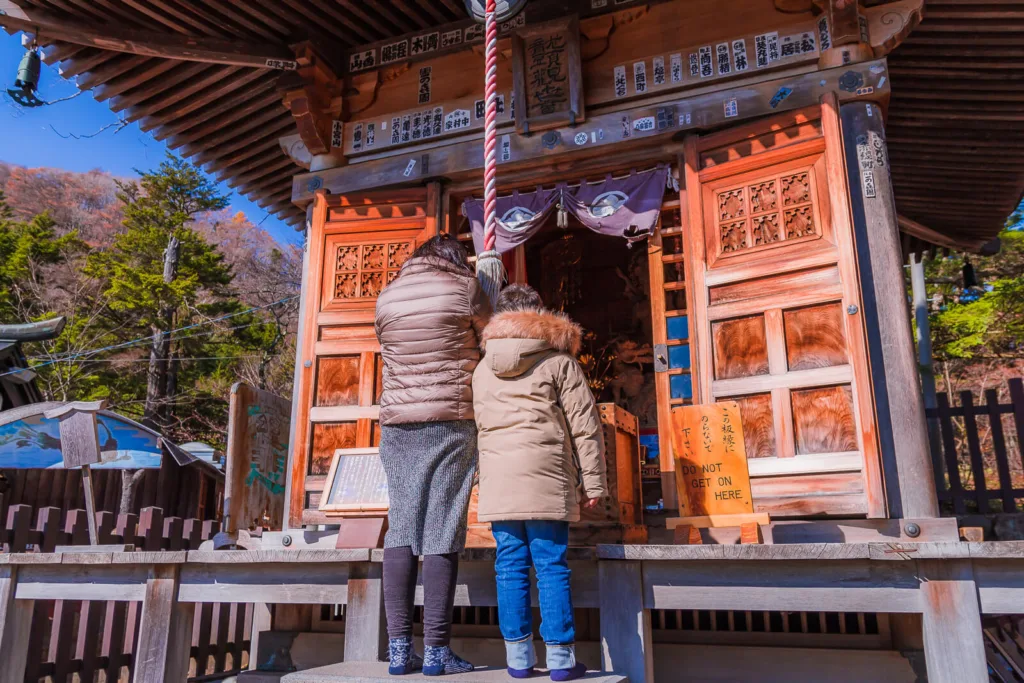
[281,662,627,683]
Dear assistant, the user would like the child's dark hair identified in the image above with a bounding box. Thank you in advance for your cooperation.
[410,234,470,272]
[496,284,544,313]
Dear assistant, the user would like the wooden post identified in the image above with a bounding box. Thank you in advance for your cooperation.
[249,602,272,670]
[919,560,987,683]
[80,465,99,544]
[599,561,653,683]
[0,566,33,683]
[133,565,194,682]
[911,253,945,485]
[45,401,106,544]
[344,562,387,662]
[838,100,939,519]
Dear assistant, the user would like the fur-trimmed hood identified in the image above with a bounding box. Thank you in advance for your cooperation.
[481,309,582,378]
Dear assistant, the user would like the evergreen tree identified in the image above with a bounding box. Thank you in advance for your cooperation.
[85,154,233,432]
[0,189,84,322]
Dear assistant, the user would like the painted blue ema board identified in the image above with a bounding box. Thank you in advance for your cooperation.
[0,408,165,469]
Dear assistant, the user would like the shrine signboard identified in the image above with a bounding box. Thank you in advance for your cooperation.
[511,15,585,135]
[224,383,290,534]
[669,401,768,526]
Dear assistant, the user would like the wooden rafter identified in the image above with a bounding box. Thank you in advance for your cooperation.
[0,1,297,68]
[897,215,989,254]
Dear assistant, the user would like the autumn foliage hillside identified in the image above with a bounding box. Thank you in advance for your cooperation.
[0,158,300,447]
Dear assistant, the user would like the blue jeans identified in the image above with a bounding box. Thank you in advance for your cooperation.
[492,520,576,670]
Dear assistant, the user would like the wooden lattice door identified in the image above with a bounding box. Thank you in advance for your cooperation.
[671,104,884,518]
[288,188,439,528]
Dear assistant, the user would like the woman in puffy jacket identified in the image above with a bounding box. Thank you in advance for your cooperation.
[374,233,491,676]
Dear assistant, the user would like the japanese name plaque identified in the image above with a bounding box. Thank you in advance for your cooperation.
[669,402,769,529]
[511,15,585,135]
[319,448,390,514]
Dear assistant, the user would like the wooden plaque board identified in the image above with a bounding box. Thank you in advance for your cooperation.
[224,384,290,533]
[670,402,757,518]
[44,402,106,469]
[319,447,389,514]
[511,14,585,135]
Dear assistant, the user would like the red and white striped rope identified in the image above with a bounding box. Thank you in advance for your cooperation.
[482,0,499,254]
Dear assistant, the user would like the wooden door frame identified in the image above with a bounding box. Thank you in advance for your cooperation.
[677,102,886,519]
[287,184,441,529]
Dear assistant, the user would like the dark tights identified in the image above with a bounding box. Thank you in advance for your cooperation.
[383,547,459,647]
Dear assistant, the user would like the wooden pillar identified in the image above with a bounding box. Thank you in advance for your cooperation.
[599,561,653,683]
[0,566,33,683]
[911,253,945,482]
[343,562,387,662]
[133,565,194,683]
[919,560,987,683]
[284,203,314,531]
[839,100,939,519]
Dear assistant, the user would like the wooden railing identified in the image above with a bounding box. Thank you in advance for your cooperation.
[0,544,1020,683]
[0,506,252,682]
[928,378,1024,515]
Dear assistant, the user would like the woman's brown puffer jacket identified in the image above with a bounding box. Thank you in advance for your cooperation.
[375,255,492,425]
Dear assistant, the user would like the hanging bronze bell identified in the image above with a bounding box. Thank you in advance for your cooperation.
[464,0,527,23]
[7,48,45,107]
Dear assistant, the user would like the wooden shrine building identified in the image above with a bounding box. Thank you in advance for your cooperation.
[2,1,1024,681]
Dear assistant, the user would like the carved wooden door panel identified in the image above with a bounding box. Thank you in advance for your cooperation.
[288,188,439,528]
[681,104,884,518]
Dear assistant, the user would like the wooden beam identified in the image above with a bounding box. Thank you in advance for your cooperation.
[340,0,677,76]
[0,1,298,69]
[293,58,891,206]
[898,214,987,253]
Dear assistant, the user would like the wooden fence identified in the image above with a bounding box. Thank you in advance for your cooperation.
[928,378,1024,515]
[0,505,253,682]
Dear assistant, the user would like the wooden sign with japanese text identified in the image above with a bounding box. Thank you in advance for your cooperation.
[670,402,755,518]
[225,383,290,533]
[511,15,585,135]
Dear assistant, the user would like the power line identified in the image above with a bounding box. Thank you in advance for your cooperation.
[0,295,297,379]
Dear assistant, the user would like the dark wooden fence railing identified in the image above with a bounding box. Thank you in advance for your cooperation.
[0,505,253,682]
[928,378,1024,515]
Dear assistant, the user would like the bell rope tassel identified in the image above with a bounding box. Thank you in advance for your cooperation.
[475,250,506,309]
[476,0,504,309]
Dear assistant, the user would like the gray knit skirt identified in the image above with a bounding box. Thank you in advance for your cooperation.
[379,420,478,556]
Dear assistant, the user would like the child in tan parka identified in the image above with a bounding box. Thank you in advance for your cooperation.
[472,284,607,681]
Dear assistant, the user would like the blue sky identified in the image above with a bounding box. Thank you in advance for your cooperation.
[0,36,298,245]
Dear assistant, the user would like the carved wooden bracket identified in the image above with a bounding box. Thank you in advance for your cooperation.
[814,0,874,67]
[279,42,342,157]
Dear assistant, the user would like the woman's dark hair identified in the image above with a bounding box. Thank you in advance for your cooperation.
[496,284,544,313]
[411,234,471,272]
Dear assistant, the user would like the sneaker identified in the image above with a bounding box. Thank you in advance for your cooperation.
[507,667,535,679]
[550,662,588,682]
[422,645,474,676]
[388,636,423,676]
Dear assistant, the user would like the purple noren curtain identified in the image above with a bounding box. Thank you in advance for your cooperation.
[463,165,670,255]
